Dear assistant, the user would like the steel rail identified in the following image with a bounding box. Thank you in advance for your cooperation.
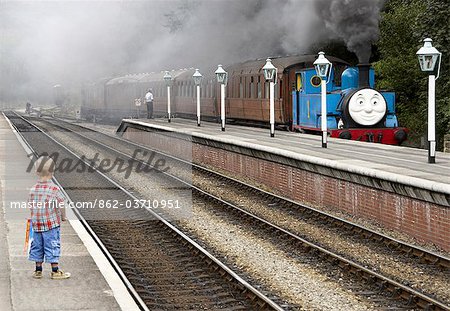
[11,112,285,311]
[36,115,450,311]
[53,116,450,270]
[3,112,150,311]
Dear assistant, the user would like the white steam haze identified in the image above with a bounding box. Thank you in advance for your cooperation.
[0,0,383,106]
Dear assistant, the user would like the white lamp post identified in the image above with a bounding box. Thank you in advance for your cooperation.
[193,69,203,127]
[417,38,442,164]
[313,52,332,148]
[262,58,278,137]
[163,71,173,123]
[215,64,228,131]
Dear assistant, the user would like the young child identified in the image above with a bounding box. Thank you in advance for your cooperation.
[28,156,70,279]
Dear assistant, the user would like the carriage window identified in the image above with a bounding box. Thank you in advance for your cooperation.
[265,82,269,99]
[279,80,282,99]
[257,76,262,99]
[250,76,255,98]
[244,76,247,98]
[239,77,243,98]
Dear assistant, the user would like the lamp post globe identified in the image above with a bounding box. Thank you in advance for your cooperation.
[215,64,228,85]
[417,38,442,164]
[193,69,203,86]
[193,69,203,126]
[313,51,332,80]
[163,71,173,122]
[262,58,277,137]
[163,70,172,85]
[313,52,332,148]
[215,65,228,131]
[262,58,276,81]
[417,38,442,75]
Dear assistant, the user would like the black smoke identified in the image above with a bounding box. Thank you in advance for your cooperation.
[315,0,385,63]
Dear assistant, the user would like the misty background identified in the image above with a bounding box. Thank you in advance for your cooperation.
[0,0,384,106]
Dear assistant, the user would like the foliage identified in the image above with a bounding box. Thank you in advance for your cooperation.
[374,0,450,149]
[163,0,197,33]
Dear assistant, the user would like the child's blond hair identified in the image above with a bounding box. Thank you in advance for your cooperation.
[34,156,56,178]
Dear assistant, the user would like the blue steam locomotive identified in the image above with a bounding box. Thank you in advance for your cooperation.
[292,63,407,144]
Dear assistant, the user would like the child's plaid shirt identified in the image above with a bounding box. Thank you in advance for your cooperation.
[29,180,65,232]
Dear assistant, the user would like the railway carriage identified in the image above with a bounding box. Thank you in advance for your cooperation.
[81,54,407,145]
[222,55,348,127]
[168,69,218,120]
[83,71,188,121]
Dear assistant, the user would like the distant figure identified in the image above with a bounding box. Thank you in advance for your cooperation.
[25,102,31,114]
[145,89,154,119]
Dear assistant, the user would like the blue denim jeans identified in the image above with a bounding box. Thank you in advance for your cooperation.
[28,226,61,263]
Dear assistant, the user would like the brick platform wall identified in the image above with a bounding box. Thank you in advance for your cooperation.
[123,129,450,251]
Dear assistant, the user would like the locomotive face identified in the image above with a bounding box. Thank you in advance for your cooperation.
[348,89,387,126]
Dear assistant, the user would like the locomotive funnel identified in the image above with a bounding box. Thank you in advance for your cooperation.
[357,63,371,88]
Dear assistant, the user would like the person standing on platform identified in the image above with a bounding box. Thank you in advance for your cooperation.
[28,156,70,279]
[145,89,154,119]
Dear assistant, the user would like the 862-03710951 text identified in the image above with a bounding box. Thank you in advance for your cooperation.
[93,199,182,209]
[10,199,182,210]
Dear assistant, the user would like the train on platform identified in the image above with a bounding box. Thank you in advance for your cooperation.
[81,54,407,145]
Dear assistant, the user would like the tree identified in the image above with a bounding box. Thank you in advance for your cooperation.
[375,0,450,149]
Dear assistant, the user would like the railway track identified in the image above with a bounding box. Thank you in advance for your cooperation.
[12,113,450,310]
[5,112,286,311]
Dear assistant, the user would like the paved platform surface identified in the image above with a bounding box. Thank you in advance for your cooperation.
[0,114,138,311]
[121,118,450,194]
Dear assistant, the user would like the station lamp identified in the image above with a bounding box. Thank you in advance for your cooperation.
[313,52,332,148]
[163,71,172,123]
[215,65,228,131]
[193,69,203,126]
[262,58,278,137]
[417,38,442,163]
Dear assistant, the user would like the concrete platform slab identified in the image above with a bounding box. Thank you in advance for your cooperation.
[0,113,140,311]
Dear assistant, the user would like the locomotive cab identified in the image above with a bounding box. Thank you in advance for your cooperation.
[292,67,344,132]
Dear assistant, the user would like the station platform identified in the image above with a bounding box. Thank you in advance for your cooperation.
[0,114,139,311]
[117,117,450,252]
